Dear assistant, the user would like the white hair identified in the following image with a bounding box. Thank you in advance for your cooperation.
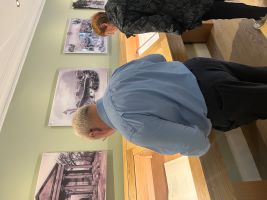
[72,104,95,139]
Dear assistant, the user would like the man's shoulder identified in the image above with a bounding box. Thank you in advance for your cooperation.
[111,59,144,77]
[102,93,137,140]
[105,0,126,9]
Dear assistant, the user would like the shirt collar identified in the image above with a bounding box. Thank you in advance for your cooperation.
[96,98,115,129]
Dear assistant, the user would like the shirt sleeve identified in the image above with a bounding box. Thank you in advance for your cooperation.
[138,54,167,63]
[122,14,185,37]
[128,114,211,156]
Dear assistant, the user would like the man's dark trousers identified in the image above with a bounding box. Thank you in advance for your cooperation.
[184,57,267,131]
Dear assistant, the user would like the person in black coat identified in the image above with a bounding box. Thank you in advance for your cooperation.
[91,0,267,37]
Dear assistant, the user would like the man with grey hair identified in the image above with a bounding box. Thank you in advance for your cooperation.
[72,54,267,156]
[72,103,116,140]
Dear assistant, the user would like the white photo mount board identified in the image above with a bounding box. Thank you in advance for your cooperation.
[164,156,199,200]
[137,33,159,55]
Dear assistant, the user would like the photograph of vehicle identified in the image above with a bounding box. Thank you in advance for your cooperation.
[64,18,108,54]
[49,68,108,126]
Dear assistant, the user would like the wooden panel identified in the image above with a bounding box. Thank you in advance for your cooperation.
[118,33,127,64]
[134,155,155,200]
[126,140,141,150]
[133,151,169,200]
[189,157,211,200]
[164,154,181,162]
[225,128,261,181]
[207,19,267,65]
[181,22,213,43]
[119,33,138,64]
[200,132,236,200]
[123,139,130,200]
[165,33,188,61]
[126,148,137,200]
[256,120,267,146]
[150,153,168,200]
[206,32,224,60]
[233,181,267,200]
[241,123,267,179]
[260,24,267,38]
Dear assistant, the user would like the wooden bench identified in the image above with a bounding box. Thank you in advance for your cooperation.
[119,22,213,200]
[118,21,267,200]
[119,22,213,63]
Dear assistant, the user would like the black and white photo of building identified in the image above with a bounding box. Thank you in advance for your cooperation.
[64,18,108,54]
[35,151,107,200]
[49,68,108,126]
[72,0,107,9]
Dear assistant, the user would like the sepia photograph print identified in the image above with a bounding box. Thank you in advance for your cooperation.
[72,0,107,9]
[49,68,108,126]
[35,151,107,200]
[64,18,108,54]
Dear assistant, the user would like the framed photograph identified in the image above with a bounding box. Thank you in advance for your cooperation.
[64,18,108,54]
[49,68,108,126]
[72,0,107,9]
[35,151,107,200]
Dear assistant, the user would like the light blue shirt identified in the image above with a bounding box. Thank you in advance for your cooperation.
[96,54,212,156]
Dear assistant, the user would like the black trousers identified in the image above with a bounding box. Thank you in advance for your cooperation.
[184,57,267,131]
[202,1,267,20]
